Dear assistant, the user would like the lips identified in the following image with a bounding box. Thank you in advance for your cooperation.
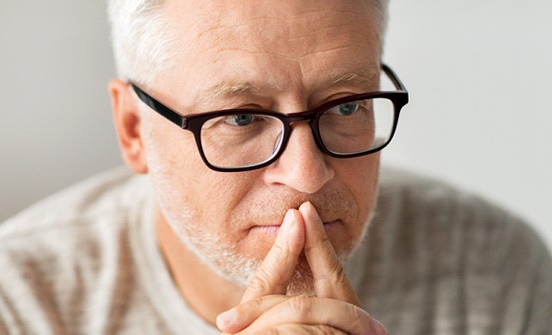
[322,221,339,232]
[250,220,340,234]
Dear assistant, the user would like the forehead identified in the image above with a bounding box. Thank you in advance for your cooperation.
[157,0,381,105]
[165,0,379,54]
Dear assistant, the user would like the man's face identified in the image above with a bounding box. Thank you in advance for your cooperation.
[142,0,382,287]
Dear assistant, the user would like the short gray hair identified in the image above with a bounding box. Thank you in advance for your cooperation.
[107,0,390,87]
[107,0,174,87]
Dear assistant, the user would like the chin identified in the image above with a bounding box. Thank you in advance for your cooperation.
[239,219,371,294]
[285,257,316,296]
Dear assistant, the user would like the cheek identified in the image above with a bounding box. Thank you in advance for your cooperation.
[143,117,205,220]
[189,172,253,224]
[335,153,380,226]
[144,118,259,237]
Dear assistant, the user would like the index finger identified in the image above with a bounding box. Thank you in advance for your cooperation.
[240,208,305,303]
[300,201,360,306]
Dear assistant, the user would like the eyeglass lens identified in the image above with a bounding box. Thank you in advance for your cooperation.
[199,96,395,169]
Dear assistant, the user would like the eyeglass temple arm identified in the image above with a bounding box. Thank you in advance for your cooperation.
[130,64,406,129]
[130,83,187,128]
[381,63,408,92]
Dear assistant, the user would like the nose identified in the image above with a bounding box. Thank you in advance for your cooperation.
[263,122,335,194]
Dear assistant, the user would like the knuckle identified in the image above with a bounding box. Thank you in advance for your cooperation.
[312,260,350,294]
[256,328,281,335]
[287,295,314,317]
[233,297,260,320]
[247,244,292,296]
[269,324,343,335]
[249,265,287,296]
[347,305,386,335]
[248,267,273,292]
[314,324,343,335]
[312,325,347,335]
[314,257,346,284]
[345,303,365,330]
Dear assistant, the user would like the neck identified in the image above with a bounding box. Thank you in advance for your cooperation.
[155,210,245,326]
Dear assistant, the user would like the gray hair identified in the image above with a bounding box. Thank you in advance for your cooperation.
[107,0,390,87]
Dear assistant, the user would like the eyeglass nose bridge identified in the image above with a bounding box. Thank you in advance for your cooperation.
[284,108,320,124]
[129,63,409,173]
[274,110,327,161]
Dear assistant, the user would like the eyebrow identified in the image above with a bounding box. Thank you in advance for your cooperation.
[208,82,255,99]
[196,80,283,109]
[199,69,378,105]
[331,71,377,86]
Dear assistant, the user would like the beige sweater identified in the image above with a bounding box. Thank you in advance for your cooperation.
[1,167,551,334]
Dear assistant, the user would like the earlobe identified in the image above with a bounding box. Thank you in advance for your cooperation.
[109,79,148,174]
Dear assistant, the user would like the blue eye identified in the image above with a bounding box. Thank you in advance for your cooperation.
[338,102,359,115]
[328,102,360,116]
[225,114,255,126]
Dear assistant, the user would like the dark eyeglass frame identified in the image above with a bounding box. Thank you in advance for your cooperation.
[130,63,409,172]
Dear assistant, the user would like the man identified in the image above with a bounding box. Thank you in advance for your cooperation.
[1,0,551,334]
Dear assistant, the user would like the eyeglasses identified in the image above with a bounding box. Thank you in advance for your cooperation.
[130,63,408,172]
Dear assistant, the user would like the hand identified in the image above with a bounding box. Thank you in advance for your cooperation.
[217,202,387,335]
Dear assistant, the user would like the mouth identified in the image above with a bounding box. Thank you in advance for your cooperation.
[250,220,340,235]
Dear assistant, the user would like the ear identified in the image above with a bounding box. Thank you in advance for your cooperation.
[109,79,148,174]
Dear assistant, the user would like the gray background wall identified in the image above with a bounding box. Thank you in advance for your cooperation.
[1,0,551,250]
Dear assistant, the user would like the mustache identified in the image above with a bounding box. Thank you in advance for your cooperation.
[234,188,357,226]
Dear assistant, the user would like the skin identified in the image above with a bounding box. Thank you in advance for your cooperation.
[109,0,386,333]
[217,202,386,334]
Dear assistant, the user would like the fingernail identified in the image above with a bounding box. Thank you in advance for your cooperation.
[216,308,236,329]
[300,201,317,220]
[281,209,294,232]
[373,319,388,334]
